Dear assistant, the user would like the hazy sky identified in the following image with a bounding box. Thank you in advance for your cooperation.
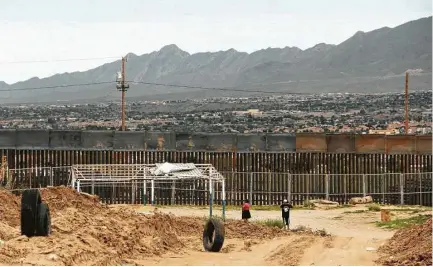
[0,0,431,84]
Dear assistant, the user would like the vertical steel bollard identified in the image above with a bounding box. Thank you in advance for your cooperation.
[171,180,176,205]
[287,173,292,203]
[382,173,386,204]
[419,173,423,206]
[325,174,330,200]
[50,167,54,186]
[400,173,404,205]
[209,168,213,218]
[249,172,253,205]
[143,167,147,205]
[71,169,76,190]
[91,172,95,195]
[222,178,226,221]
[151,179,155,205]
[209,177,213,218]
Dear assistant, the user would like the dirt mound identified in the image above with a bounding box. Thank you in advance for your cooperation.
[0,187,208,265]
[377,218,432,266]
[0,186,101,227]
[225,220,289,239]
[0,210,204,265]
[0,187,296,266]
[0,190,20,227]
[40,186,102,213]
[0,222,20,241]
[0,209,204,264]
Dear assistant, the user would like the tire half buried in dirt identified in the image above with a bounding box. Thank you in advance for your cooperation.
[35,203,51,236]
[20,189,42,237]
[203,218,225,252]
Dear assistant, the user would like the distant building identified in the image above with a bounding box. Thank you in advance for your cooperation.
[368,129,399,135]
[247,109,262,117]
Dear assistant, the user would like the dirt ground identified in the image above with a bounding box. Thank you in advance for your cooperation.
[0,187,431,266]
[377,217,432,266]
[128,205,400,266]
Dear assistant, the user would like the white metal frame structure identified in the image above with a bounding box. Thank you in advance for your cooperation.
[70,163,227,219]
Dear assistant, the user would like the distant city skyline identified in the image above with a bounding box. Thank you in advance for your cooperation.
[0,0,431,84]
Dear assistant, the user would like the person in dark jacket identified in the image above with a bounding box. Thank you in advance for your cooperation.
[241,199,251,221]
[280,199,293,230]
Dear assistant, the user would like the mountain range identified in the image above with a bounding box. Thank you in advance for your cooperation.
[1,16,431,104]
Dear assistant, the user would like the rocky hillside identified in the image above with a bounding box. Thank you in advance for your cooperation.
[1,16,431,103]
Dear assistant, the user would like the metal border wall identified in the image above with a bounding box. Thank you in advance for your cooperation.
[0,130,430,153]
[3,167,431,206]
[1,150,431,173]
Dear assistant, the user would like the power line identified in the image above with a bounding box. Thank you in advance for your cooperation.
[0,81,114,92]
[0,57,120,65]
[0,80,310,95]
[131,81,308,94]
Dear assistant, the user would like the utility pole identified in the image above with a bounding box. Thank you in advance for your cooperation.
[116,56,129,131]
[405,72,409,134]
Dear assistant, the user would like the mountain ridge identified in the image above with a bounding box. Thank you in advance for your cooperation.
[0,16,431,103]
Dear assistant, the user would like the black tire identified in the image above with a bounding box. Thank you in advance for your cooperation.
[202,218,225,252]
[35,203,51,236]
[20,208,35,237]
[20,189,42,237]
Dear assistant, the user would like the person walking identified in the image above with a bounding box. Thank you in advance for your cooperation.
[280,199,293,230]
[242,199,251,222]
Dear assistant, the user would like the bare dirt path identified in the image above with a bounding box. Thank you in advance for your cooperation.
[123,205,399,265]
[135,238,294,266]
[134,205,395,239]
[299,236,384,266]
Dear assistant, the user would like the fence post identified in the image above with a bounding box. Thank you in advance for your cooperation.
[50,167,54,186]
[71,168,76,190]
[171,180,176,205]
[362,174,367,197]
[143,167,147,205]
[143,180,147,205]
[91,172,95,195]
[112,183,115,204]
[249,172,253,205]
[400,173,404,205]
[419,173,423,206]
[287,173,292,203]
[382,173,386,205]
[222,178,226,221]
[209,175,213,218]
[151,179,155,205]
[325,174,329,200]
[131,180,136,204]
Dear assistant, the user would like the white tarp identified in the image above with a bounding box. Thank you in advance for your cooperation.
[150,162,200,177]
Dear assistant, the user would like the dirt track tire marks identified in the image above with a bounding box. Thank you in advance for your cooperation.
[20,189,42,237]
[35,203,51,236]
[203,218,225,252]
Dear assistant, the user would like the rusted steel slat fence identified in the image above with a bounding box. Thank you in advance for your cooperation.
[0,149,431,206]
[2,166,432,206]
[1,150,432,172]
